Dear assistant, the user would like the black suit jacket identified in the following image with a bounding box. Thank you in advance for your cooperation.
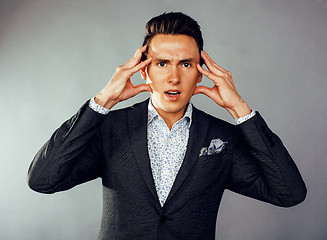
[28,99,306,240]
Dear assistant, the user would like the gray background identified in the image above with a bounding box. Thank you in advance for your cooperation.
[1,0,326,239]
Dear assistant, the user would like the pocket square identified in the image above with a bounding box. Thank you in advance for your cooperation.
[199,138,228,157]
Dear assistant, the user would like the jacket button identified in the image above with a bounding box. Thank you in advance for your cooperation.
[160,216,166,223]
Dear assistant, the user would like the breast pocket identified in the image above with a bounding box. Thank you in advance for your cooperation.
[190,150,231,189]
[196,149,231,176]
[197,148,229,162]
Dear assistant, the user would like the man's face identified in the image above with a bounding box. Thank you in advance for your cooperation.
[141,34,202,121]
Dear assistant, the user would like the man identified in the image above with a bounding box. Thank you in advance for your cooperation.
[28,12,306,239]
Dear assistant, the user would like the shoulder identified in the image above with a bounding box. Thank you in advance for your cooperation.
[192,105,236,131]
[99,99,149,132]
[192,105,239,146]
[105,99,149,118]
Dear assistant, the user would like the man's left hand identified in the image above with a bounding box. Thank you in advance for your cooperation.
[194,50,251,119]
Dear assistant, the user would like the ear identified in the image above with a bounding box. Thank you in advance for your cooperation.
[140,67,147,81]
[197,72,203,83]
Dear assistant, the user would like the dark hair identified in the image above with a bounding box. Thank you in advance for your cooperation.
[141,12,204,65]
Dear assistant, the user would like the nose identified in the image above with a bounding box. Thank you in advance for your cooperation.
[169,66,180,85]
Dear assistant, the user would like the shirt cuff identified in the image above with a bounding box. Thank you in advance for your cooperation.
[234,110,256,125]
[89,97,110,115]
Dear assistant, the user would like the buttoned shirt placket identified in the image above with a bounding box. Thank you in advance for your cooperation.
[147,101,192,206]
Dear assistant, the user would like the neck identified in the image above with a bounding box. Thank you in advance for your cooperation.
[155,107,187,130]
[149,99,190,130]
[160,113,183,130]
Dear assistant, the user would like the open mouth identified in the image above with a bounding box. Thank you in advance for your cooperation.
[165,91,181,96]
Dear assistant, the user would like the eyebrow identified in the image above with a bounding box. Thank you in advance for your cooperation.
[153,58,197,63]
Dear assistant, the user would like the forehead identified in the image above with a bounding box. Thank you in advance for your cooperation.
[147,34,199,60]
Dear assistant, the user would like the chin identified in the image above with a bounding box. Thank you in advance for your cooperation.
[163,104,187,113]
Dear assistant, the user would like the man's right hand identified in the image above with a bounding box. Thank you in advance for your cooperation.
[95,45,152,109]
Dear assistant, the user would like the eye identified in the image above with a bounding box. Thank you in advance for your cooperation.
[158,62,166,67]
[182,63,191,67]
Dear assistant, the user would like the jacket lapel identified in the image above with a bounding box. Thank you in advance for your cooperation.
[165,107,210,204]
[127,99,160,205]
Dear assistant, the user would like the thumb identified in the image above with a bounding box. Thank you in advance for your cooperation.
[193,86,211,96]
[134,83,153,95]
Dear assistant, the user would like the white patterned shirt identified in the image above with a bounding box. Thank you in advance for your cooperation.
[147,100,192,206]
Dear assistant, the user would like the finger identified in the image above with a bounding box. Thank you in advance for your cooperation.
[128,57,152,75]
[201,51,230,76]
[124,45,148,69]
[201,51,225,76]
[202,51,227,72]
[197,64,223,85]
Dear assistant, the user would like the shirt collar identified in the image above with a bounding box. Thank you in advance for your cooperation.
[147,99,193,128]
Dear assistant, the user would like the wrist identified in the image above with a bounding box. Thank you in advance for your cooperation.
[95,90,118,110]
[226,101,251,119]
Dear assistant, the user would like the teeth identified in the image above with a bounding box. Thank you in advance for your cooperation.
[166,91,180,95]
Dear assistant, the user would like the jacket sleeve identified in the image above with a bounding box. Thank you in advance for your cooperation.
[27,101,108,194]
[227,112,307,207]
